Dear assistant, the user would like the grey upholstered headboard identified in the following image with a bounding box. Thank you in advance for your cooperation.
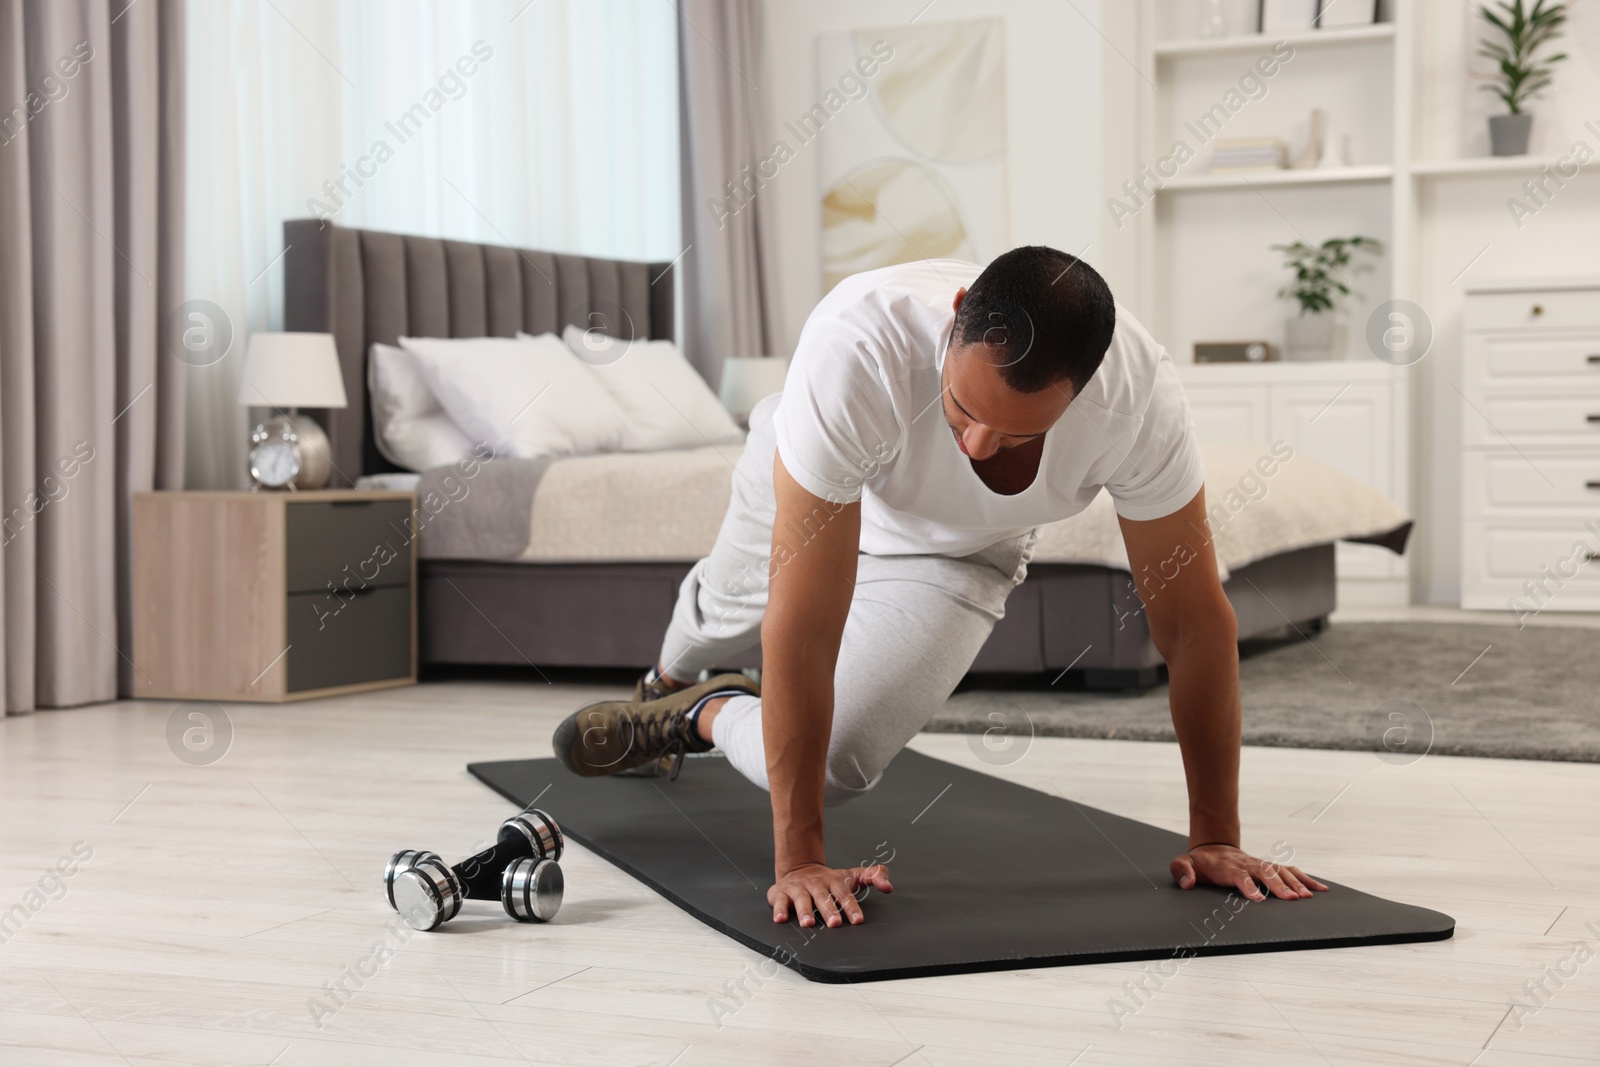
[281,219,677,484]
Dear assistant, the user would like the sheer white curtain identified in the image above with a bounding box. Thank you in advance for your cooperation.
[183,0,681,488]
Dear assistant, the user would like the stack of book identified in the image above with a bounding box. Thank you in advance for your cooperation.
[1209,137,1288,174]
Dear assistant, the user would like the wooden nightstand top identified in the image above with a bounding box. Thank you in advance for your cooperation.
[135,489,417,503]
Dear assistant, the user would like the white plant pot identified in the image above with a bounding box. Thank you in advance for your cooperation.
[1284,314,1336,361]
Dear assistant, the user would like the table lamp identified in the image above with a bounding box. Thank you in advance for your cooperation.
[718,357,790,427]
[236,332,348,490]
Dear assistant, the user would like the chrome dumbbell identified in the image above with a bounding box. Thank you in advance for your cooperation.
[385,807,563,931]
[383,807,562,911]
[501,854,564,924]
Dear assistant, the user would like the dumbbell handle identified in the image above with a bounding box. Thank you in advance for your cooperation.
[447,805,563,899]
[451,837,530,901]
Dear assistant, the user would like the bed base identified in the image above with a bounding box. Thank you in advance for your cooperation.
[418,543,1335,691]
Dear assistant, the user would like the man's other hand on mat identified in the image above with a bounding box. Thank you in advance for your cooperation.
[1170,844,1329,901]
[769,863,894,927]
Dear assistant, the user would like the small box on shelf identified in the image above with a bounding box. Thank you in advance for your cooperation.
[1195,340,1277,363]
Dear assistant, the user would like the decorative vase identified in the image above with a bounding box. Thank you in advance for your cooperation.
[1197,0,1228,37]
[1284,313,1336,361]
[1489,112,1533,157]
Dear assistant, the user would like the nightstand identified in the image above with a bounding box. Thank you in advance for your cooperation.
[131,490,418,702]
[1460,277,1600,610]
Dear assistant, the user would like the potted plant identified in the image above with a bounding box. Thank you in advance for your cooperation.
[1478,0,1568,157]
[1272,236,1382,361]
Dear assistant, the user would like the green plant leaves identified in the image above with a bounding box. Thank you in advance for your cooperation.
[1477,0,1569,113]
[1271,237,1383,316]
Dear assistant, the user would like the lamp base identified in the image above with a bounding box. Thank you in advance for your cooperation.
[261,413,336,489]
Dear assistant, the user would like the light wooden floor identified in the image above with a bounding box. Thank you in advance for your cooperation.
[2,676,1596,1066]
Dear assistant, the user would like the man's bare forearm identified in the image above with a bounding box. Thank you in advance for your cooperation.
[760,610,837,875]
[1164,622,1242,848]
[762,455,861,878]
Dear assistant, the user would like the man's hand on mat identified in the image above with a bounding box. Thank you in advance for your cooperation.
[769,863,894,927]
[1170,844,1329,901]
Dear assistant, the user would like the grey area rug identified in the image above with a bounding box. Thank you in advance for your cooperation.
[930,622,1600,763]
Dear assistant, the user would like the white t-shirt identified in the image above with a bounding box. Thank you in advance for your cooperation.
[772,259,1206,558]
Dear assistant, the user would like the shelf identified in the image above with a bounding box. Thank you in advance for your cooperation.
[1174,359,1403,382]
[1157,164,1393,192]
[1410,156,1566,177]
[1153,23,1395,58]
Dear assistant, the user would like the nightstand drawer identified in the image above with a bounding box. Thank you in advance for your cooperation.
[286,585,412,692]
[1464,451,1600,514]
[1462,396,1600,447]
[1466,333,1600,386]
[1460,519,1600,612]
[1465,289,1600,332]
[286,500,412,594]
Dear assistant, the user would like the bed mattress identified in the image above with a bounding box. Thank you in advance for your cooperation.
[363,439,1410,578]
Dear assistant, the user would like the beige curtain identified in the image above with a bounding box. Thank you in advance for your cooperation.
[676,0,777,387]
[0,0,185,711]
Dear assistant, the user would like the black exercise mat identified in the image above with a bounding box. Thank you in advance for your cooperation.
[468,750,1453,983]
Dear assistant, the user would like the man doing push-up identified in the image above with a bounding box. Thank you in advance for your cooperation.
[551,246,1327,928]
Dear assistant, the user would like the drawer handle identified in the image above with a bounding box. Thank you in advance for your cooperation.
[1589,354,1600,364]
[1588,481,1600,490]
[1531,304,1544,317]
[1590,415,1600,424]
[1587,552,1600,563]
[322,584,383,598]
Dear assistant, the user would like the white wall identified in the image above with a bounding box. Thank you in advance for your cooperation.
[755,0,1102,357]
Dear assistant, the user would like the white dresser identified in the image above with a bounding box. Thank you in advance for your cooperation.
[1175,360,1410,602]
[1460,277,1600,612]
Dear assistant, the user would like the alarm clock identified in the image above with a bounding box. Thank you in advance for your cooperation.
[249,421,301,490]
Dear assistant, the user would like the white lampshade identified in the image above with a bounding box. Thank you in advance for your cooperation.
[236,332,348,409]
[718,357,789,415]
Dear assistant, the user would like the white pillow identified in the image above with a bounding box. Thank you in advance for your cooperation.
[399,334,628,460]
[368,342,476,471]
[548,326,744,452]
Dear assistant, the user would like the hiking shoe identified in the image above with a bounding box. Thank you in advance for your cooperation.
[552,673,760,779]
[623,666,690,778]
[632,667,680,704]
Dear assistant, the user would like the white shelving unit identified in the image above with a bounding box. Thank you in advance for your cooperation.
[1158,164,1393,191]
[1410,155,1566,177]
[1151,22,1396,58]
[1117,0,1600,606]
[1133,1,1417,599]
[1136,0,1413,361]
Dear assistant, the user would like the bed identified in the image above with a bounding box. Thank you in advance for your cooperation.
[283,220,1411,688]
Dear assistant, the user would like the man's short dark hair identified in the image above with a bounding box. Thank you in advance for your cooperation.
[951,245,1117,395]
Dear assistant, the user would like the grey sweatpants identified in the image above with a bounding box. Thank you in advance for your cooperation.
[657,393,1036,806]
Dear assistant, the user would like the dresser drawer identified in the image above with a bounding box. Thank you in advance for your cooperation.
[286,584,413,692]
[1460,520,1600,611]
[1466,332,1600,386]
[1464,289,1600,332]
[1461,395,1600,447]
[286,499,412,595]
[1463,452,1600,515]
